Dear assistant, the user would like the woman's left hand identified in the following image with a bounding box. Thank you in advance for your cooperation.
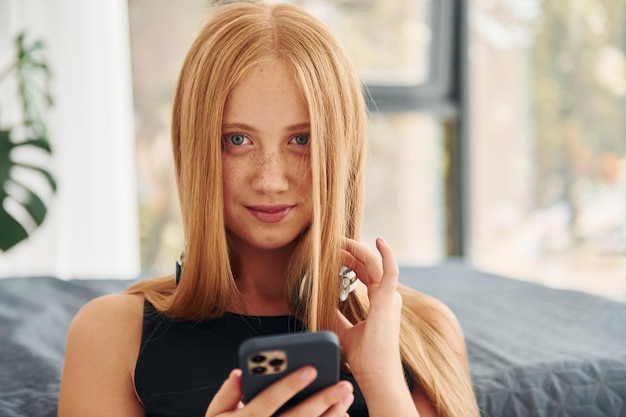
[335,237,404,387]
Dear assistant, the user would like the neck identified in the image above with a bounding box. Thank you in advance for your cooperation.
[228,239,298,316]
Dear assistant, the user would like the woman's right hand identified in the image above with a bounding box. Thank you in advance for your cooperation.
[205,367,354,417]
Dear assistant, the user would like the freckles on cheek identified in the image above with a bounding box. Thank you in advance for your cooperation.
[221,159,235,192]
[221,155,237,179]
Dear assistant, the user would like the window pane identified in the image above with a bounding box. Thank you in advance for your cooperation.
[469,0,626,300]
[364,113,445,264]
[275,0,432,85]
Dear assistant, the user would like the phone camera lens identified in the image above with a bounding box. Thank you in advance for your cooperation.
[252,366,267,375]
[269,358,284,367]
[251,355,266,363]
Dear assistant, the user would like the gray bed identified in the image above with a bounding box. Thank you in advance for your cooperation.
[1,263,625,417]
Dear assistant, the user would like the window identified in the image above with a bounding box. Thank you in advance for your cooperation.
[469,0,626,300]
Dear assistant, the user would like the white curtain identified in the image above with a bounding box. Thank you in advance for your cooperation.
[0,0,140,279]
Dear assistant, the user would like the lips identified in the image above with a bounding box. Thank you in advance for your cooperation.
[246,205,294,223]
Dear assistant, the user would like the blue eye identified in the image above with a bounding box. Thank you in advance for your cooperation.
[291,134,309,145]
[224,134,248,146]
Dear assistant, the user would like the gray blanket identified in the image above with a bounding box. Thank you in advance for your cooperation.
[405,264,626,417]
[1,264,625,417]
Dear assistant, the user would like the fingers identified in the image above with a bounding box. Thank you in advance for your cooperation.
[283,380,354,417]
[341,237,398,291]
[245,366,317,414]
[375,237,400,292]
[341,239,382,287]
[205,369,244,416]
[333,309,355,346]
[206,367,353,417]
[319,401,352,417]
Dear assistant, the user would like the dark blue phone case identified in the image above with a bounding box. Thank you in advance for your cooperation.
[238,331,340,410]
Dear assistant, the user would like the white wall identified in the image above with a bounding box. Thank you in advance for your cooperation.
[0,0,140,279]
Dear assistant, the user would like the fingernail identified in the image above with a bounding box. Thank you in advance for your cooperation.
[378,237,387,245]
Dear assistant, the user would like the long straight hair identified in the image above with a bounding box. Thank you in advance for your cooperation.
[126,2,479,416]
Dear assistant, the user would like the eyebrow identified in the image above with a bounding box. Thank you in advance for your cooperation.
[221,122,310,132]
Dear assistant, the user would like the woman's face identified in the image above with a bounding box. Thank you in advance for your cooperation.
[221,59,313,252]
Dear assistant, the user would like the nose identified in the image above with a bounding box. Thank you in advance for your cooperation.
[251,151,290,194]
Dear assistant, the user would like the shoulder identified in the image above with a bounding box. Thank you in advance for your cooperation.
[64,293,145,372]
[65,293,146,371]
[59,293,146,416]
[69,293,145,341]
[398,285,467,356]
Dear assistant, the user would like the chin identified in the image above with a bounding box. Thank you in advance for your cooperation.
[229,230,302,252]
[256,237,300,251]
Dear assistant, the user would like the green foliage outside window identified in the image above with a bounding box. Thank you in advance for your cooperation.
[532,0,626,245]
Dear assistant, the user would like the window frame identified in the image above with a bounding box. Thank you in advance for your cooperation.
[364,0,468,257]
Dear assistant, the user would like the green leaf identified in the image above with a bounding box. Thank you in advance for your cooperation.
[0,32,55,252]
[0,129,12,151]
[14,162,57,192]
[18,186,47,225]
[0,130,13,199]
[0,128,56,249]
[0,207,29,252]
[14,137,52,154]
[24,40,44,55]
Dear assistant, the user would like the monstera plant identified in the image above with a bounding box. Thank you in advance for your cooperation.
[0,33,55,252]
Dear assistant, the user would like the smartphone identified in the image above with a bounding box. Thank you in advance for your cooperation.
[238,331,340,411]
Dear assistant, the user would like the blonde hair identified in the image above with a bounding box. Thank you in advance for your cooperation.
[126,2,478,416]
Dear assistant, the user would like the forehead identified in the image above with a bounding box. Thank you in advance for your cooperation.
[222,60,309,127]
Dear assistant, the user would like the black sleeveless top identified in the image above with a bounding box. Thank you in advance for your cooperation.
[135,301,370,417]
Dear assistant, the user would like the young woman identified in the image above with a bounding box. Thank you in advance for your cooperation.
[58,2,480,416]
